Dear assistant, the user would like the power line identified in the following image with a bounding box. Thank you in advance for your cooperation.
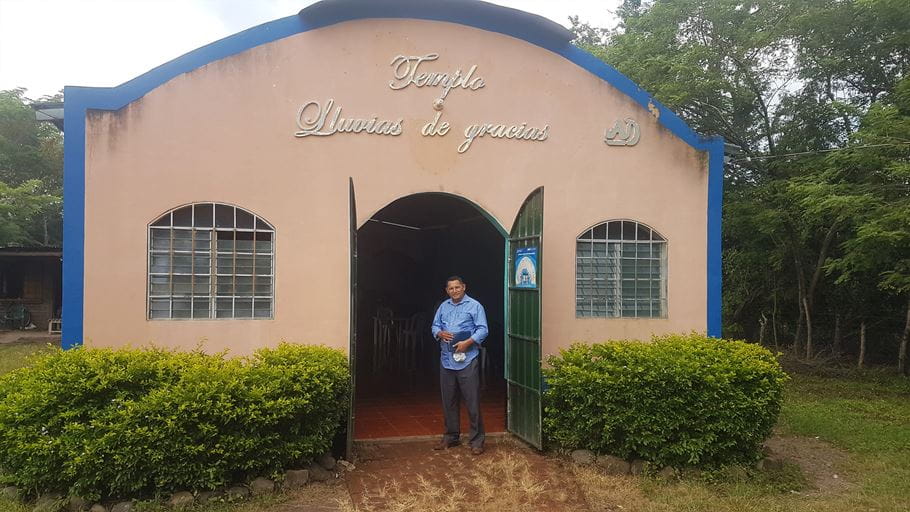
[729,142,910,164]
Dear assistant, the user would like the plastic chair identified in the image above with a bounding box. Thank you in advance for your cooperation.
[398,312,426,375]
[372,307,394,372]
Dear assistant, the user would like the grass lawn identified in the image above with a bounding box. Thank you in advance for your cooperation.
[0,340,56,376]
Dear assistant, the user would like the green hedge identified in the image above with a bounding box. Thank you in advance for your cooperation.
[543,333,787,468]
[0,343,349,500]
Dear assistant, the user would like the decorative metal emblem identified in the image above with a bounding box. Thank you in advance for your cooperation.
[604,118,640,146]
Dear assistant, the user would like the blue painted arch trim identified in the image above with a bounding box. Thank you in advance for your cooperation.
[62,0,722,348]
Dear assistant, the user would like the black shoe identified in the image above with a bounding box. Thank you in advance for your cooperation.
[433,439,460,451]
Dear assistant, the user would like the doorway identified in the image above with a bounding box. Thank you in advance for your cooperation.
[353,193,506,439]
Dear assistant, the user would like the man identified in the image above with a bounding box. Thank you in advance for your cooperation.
[431,275,488,455]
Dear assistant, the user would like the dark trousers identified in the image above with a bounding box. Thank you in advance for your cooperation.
[440,357,485,448]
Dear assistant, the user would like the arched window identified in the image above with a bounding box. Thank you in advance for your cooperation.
[576,220,666,318]
[148,203,274,319]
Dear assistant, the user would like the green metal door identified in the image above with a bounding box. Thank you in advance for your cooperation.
[506,187,543,448]
[346,178,357,460]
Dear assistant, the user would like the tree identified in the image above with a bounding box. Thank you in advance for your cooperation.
[0,179,60,246]
[572,0,909,369]
[0,88,63,247]
[826,76,910,372]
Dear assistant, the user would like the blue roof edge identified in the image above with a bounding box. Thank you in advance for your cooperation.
[61,0,723,347]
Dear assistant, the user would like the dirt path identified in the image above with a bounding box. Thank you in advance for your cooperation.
[348,437,590,512]
[269,437,591,512]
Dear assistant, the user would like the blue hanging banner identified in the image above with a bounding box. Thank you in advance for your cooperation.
[514,247,538,289]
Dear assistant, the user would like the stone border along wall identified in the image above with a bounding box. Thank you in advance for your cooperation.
[567,447,788,480]
[0,451,353,511]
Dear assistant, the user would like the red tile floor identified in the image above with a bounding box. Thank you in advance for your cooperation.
[354,383,506,440]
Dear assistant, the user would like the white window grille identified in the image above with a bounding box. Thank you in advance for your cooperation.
[148,203,274,320]
[576,220,666,318]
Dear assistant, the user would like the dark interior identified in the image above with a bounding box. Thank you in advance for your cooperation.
[354,193,506,437]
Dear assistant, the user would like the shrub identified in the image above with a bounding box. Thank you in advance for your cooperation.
[543,333,787,468]
[0,343,349,500]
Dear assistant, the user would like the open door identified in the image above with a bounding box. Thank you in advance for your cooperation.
[506,187,543,449]
[346,177,357,460]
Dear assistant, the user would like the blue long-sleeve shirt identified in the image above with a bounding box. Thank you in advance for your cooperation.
[431,294,488,370]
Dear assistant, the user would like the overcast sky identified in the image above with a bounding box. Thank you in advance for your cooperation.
[0,0,619,99]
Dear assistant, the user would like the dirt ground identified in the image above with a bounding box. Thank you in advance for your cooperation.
[0,329,60,345]
[263,433,853,512]
[346,437,590,512]
[259,437,589,512]
[765,435,853,495]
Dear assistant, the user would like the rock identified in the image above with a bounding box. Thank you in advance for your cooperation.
[679,468,704,479]
[595,454,631,475]
[224,485,250,501]
[307,462,333,482]
[166,491,194,509]
[726,465,749,480]
[318,452,337,471]
[249,478,275,496]
[629,459,646,476]
[34,492,64,512]
[283,469,310,489]
[759,456,786,472]
[657,466,677,480]
[66,497,89,512]
[88,505,108,512]
[569,449,595,466]
[2,486,19,500]
[195,491,222,503]
[110,502,132,512]
[337,459,355,472]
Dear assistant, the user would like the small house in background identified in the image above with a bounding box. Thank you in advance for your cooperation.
[0,247,61,333]
[62,0,723,450]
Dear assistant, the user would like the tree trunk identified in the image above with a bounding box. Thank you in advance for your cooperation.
[832,312,842,357]
[729,55,776,155]
[792,222,838,357]
[772,292,779,350]
[899,296,910,376]
[826,74,854,137]
[858,321,867,369]
[793,256,807,354]
[759,313,768,346]
[804,296,813,360]
[807,223,839,311]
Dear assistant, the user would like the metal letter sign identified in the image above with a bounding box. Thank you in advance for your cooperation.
[604,118,640,146]
[292,53,552,153]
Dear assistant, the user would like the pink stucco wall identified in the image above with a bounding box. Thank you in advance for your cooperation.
[82,19,707,357]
